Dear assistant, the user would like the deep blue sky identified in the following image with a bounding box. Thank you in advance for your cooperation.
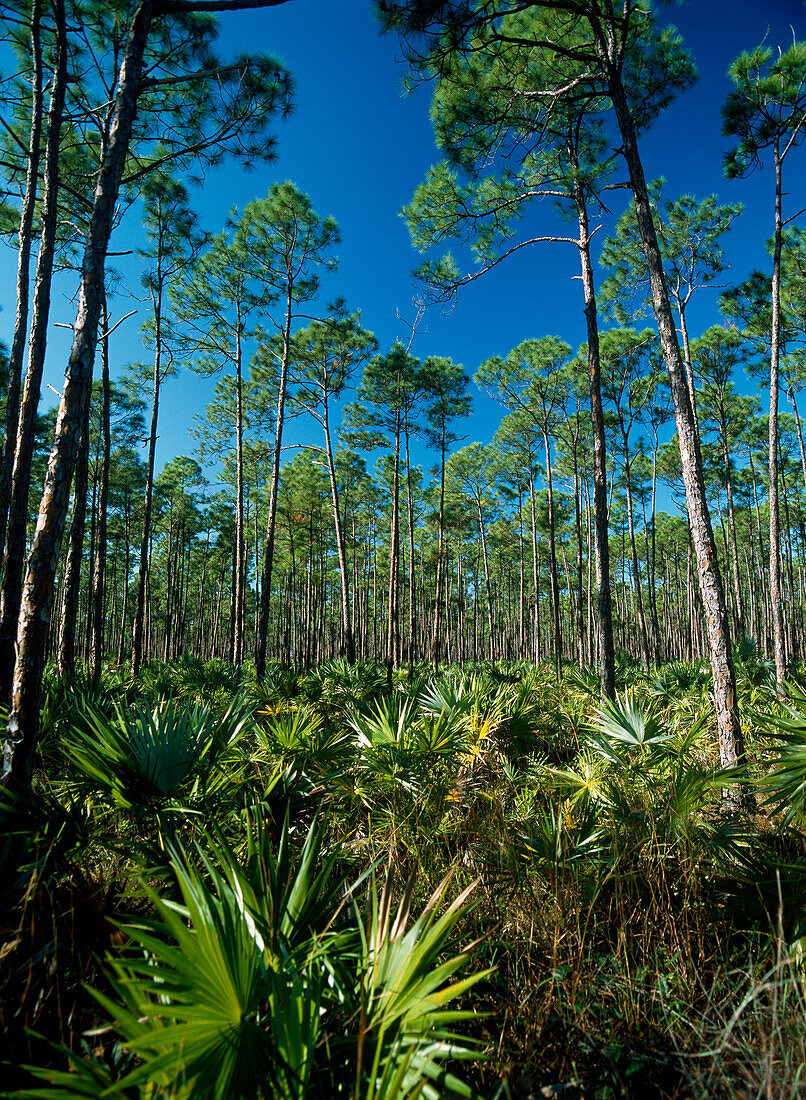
[3,0,806,489]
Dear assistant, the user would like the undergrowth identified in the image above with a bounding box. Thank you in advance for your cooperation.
[2,652,806,1097]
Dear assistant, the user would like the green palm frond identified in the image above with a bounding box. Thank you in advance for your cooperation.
[348,695,420,750]
[63,694,251,810]
[419,676,475,721]
[413,712,470,758]
[20,1043,135,1098]
[587,689,671,764]
[562,664,601,699]
[759,682,806,824]
[26,817,486,1098]
[516,803,607,875]
[349,871,489,1098]
[257,704,353,777]
[548,749,609,808]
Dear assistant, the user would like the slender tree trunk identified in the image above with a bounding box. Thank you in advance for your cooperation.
[575,189,615,698]
[573,463,584,669]
[132,276,164,676]
[3,0,156,785]
[405,429,416,669]
[788,384,806,498]
[648,445,661,662]
[475,495,494,660]
[0,0,43,560]
[90,293,111,671]
[781,461,796,661]
[84,448,99,664]
[675,302,701,446]
[517,486,525,659]
[256,283,293,678]
[386,410,401,688]
[227,531,236,661]
[721,425,746,639]
[233,315,245,665]
[586,483,594,662]
[769,143,786,695]
[164,514,174,661]
[604,59,748,794]
[253,495,260,641]
[622,435,651,672]
[117,492,131,664]
[56,382,93,678]
[323,396,354,662]
[529,478,541,663]
[543,431,562,682]
[431,433,447,667]
[0,0,67,705]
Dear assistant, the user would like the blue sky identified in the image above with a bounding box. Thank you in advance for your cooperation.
[2,0,805,491]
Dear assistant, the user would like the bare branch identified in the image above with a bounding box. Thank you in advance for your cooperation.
[99,309,137,339]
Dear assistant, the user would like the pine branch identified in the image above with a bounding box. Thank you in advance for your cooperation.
[156,0,292,13]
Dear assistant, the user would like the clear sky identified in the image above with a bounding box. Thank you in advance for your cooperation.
[2,0,805,489]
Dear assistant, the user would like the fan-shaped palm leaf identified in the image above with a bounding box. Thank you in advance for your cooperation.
[64,694,252,811]
[587,690,671,764]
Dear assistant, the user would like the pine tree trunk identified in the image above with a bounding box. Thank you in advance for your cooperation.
[543,432,562,682]
[432,432,448,668]
[131,272,165,676]
[233,317,245,665]
[323,396,354,662]
[518,487,525,659]
[117,491,131,664]
[0,0,67,705]
[0,0,44,560]
[769,143,786,695]
[56,383,92,678]
[90,294,111,671]
[622,434,652,672]
[675,304,701,446]
[405,431,417,669]
[575,190,615,698]
[747,445,770,651]
[648,447,661,662]
[164,514,174,661]
[573,465,584,669]
[475,495,494,660]
[529,479,540,664]
[604,58,748,795]
[2,0,155,785]
[781,464,796,661]
[721,426,746,639]
[256,285,293,678]
[386,410,401,688]
[787,385,806,499]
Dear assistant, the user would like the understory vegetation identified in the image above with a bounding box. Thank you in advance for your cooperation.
[4,651,806,1098]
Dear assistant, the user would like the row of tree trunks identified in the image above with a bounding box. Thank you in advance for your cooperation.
[1,0,156,785]
[0,0,67,707]
[0,0,43,563]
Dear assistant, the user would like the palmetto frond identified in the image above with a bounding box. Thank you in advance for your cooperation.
[28,816,485,1098]
[759,682,806,825]
[257,704,353,777]
[587,689,671,764]
[63,694,252,811]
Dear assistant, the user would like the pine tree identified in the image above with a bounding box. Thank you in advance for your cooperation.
[723,41,806,695]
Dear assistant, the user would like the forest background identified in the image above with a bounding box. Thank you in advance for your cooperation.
[2,0,802,477]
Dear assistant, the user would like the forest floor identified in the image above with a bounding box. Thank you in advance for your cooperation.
[3,651,806,1098]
